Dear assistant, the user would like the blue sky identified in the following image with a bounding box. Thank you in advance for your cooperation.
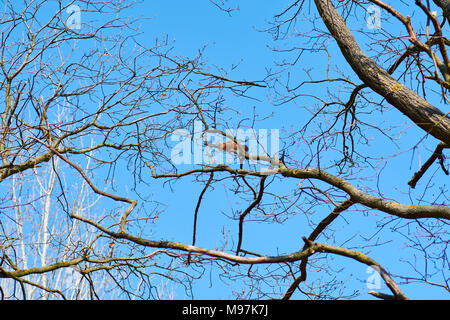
[113,1,449,299]
[2,0,446,300]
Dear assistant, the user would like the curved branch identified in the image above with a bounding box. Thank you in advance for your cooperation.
[236,176,267,254]
[69,212,318,264]
[283,198,354,300]
[280,167,450,219]
[67,212,409,299]
[306,238,408,300]
[150,164,450,219]
[432,0,450,23]
[314,0,450,144]
[408,142,449,188]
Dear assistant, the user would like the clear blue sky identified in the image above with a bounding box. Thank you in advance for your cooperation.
[111,1,449,299]
[32,0,446,300]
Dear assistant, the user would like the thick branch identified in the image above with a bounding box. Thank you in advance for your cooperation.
[280,167,450,219]
[68,212,409,299]
[408,142,449,188]
[68,213,318,264]
[310,238,408,300]
[282,198,354,300]
[151,164,450,220]
[432,0,450,22]
[314,0,450,145]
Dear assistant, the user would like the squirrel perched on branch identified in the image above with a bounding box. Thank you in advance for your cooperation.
[210,140,248,153]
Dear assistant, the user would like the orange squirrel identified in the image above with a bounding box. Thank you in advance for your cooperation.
[212,140,248,153]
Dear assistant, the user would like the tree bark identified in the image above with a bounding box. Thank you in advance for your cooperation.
[314,0,450,145]
[433,0,450,23]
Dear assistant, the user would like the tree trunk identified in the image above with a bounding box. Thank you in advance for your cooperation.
[314,0,450,145]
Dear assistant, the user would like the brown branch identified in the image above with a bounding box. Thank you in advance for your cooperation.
[282,198,354,300]
[368,291,398,300]
[37,139,137,233]
[69,211,409,299]
[432,0,450,23]
[68,212,318,264]
[192,171,215,247]
[408,142,449,188]
[236,176,267,254]
[280,167,450,220]
[314,0,450,145]
[187,171,215,264]
[150,164,450,219]
[0,257,84,278]
[312,239,408,299]
[416,0,450,78]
